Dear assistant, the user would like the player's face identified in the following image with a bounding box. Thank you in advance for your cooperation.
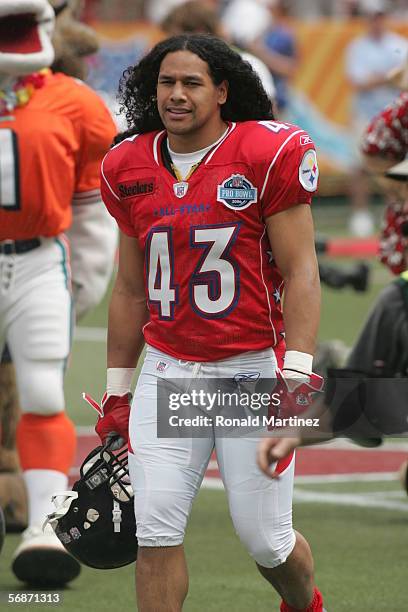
[157,50,228,151]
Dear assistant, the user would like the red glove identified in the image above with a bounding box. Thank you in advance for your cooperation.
[83,392,131,450]
[271,370,324,421]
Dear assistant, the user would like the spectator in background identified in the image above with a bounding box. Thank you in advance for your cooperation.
[345,0,407,237]
[146,0,189,24]
[361,56,408,275]
[247,0,298,117]
[221,0,272,48]
[146,0,220,25]
[161,0,276,102]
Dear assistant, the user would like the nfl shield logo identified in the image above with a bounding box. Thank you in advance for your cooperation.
[173,181,189,198]
[156,361,168,373]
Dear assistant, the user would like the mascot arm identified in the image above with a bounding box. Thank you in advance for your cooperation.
[67,194,118,321]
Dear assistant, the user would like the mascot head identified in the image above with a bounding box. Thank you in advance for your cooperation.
[50,0,99,80]
[0,0,55,76]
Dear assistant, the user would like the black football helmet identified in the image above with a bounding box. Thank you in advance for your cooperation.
[46,443,137,569]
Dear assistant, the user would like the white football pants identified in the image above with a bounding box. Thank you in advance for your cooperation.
[0,237,72,414]
[128,345,296,568]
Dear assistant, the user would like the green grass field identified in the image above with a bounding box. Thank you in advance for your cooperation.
[1,487,407,612]
[1,203,407,611]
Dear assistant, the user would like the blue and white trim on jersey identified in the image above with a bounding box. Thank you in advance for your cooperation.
[101,134,140,201]
[260,129,305,200]
[258,226,278,346]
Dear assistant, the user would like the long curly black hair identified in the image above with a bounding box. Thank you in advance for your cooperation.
[116,34,274,141]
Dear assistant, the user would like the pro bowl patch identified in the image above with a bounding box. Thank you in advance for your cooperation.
[299,149,319,192]
[217,174,258,210]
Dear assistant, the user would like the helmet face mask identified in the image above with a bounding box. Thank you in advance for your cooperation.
[46,445,138,570]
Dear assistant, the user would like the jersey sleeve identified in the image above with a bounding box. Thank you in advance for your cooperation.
[100,150,138,237]
[74,83,117,195]
[260,133,319,219]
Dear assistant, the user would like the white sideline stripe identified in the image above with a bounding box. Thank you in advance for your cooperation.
[293,489,408,512]
[76,425,97,435]
[304,439,408,451]
[365,490,406,499]
[200,477,408,513]
[68,461,399,485]
[202,477,224,490]
[205,467,399,484]
[295,472,398,484]
[74,326,107,342]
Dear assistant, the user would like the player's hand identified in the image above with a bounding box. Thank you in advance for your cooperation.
[273,369,324,419]
[257,436,302,478]
[83,392,131,450]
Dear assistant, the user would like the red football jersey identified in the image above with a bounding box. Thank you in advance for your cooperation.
[101,121,318,361]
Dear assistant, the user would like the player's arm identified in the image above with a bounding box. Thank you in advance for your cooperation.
[257,408,333,478]
[247,38,297,79]
[345,43,390,93]
[67,200,118,321]
[108,230,148,369]
[83,231,148,449]
[266,204,320,359]
[349,74,391,92]
[71,85,118,320]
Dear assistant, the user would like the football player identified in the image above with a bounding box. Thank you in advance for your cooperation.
[0,0,116,585]
[98,35,326,612]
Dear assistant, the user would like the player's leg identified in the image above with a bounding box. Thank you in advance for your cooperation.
[5,239,79,585]
[218,435,324,610]
[212,348,324,611]
[128,348,213,612]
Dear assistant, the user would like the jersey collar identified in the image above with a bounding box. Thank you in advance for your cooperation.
[152,122,237,170]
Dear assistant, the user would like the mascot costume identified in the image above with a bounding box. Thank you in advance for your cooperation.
[0,0,117,585]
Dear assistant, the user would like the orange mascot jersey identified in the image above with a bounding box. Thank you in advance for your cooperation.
[0,72,115,240]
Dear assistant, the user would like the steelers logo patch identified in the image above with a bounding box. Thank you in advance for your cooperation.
[299,149,319,192]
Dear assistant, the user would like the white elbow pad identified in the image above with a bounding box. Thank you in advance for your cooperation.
[67,192,118,321]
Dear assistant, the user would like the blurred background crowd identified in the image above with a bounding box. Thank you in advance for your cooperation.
[65,0,408,237]
[80,1,408,21]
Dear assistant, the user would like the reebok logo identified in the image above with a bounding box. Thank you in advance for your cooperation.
[118,179,155,198]
[300,135,313,146]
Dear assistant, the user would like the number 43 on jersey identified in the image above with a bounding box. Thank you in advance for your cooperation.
[146,223,241,320]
